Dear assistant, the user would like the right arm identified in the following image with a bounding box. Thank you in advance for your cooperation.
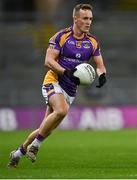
[44,47,65,75]
[44,30,80,85]
[45,47,80,85]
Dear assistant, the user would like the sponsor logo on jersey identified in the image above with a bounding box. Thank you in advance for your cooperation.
[83,42,90,49]
[76,53,81,58]
[64,57,81,63]
[68,40,75,45]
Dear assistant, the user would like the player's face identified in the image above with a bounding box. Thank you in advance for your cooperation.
[75,9,93,33]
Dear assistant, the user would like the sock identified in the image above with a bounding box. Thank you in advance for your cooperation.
[13,145,26,158]
[31,134,45,148]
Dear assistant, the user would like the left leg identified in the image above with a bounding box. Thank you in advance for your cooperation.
[7,106,53,168]
[22,105,53,150]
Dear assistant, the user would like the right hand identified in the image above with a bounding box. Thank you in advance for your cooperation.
[64,69,80,85]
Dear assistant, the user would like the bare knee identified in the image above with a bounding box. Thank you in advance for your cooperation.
[55,107,68,120]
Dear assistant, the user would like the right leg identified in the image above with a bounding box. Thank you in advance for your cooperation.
[26,93,69,162]
[36,93,69,137]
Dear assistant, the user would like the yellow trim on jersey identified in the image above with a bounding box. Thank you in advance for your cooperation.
[43,70,58,85]
[59,31,72,47]
[87,36,98,53]
[47,89,55,95]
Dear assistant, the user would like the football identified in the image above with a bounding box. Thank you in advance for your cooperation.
[74,63,96,85]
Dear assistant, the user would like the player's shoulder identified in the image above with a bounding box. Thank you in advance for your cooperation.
[54,27,72,37]
[50,27,72,43]
[62,27,72,33]
[86,32,99,43]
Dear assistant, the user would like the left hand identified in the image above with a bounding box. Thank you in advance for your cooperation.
[96,73,106,88]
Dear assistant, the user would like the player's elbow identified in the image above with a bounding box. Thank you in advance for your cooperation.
[44,58,50,68]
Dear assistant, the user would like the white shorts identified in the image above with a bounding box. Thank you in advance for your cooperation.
[42,83,75,105]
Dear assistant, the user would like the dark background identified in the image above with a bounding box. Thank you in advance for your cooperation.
[0,0,137,107]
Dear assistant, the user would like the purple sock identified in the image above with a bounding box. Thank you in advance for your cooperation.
[20,145,26,155]
[36,133,45,142]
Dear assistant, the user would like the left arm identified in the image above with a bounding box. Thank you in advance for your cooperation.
[93,55,106,76]
[93,55,107,88]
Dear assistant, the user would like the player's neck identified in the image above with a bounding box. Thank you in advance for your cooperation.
[72,25,85,39]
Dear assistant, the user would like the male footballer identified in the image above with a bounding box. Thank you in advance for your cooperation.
[8,3,106,168]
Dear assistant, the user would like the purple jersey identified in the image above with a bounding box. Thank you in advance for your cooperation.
[43,27,101,97]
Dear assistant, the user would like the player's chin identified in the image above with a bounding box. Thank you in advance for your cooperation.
[82,28,90,33]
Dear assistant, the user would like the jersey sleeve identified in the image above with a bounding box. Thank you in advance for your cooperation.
[88,34,101,57]
[48,31,63,51]
[48,27,72,51]
[93,42,101,56]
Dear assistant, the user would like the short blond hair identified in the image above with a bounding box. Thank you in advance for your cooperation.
[73,4,93,17]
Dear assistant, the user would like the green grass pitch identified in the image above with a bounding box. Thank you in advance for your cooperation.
[0,129,137,179]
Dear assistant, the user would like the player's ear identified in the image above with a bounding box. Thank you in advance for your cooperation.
[73,16,77,23]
